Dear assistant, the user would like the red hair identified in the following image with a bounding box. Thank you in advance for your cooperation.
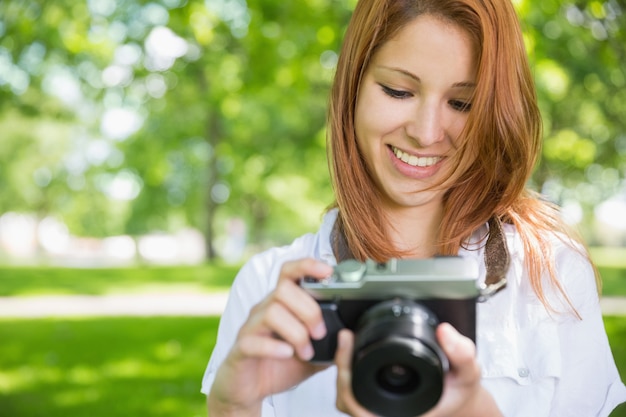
[327,0,597,310]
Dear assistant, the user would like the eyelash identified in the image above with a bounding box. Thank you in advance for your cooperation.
[380,84,412,99]
[450,100,472,113]
[379,84,472,113]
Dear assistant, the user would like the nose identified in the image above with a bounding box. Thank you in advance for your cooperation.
[404,100,444,147]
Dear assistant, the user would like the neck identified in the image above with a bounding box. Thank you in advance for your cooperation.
[385,203,444,258]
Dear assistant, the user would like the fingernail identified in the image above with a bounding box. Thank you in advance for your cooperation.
[441,323,458,353]
[300,344,314,361]
[316,264,333,276]
[312,322,327,340]
[276,344,294,358]
[337,329,352,350]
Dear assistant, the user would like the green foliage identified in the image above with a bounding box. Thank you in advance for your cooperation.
[518,0,626,215]
[1,0,349,250]
[0,0,625,256]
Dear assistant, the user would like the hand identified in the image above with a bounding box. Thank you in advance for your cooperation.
[334,329,379,417]
[208,258,333,417]
[334,324,503,417]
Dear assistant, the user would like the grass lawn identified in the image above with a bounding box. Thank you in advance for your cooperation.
[0,251,624,416]
[0,316,218,417]
[599,266,626,296]
[0,250,625,297]
[590,247,626,296]
[605,316,626,417]
[0,316,624,417]
[0,263,241,297]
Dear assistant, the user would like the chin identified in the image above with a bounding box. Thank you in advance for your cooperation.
[383,191,444,210]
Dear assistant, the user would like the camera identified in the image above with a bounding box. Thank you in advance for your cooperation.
[300,256,480,417]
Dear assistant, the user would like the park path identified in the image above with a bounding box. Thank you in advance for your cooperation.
[0,293,625,317]
[0,292,230,317]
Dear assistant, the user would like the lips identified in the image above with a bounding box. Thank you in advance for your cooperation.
[390,146,443,167]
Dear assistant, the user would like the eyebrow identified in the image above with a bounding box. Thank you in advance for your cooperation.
[376,65,476,89]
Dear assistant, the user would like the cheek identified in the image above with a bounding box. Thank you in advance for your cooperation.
[444,112,469,145]
[355,91,399,145]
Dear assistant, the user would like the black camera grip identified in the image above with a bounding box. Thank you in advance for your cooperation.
[310,302,345,363]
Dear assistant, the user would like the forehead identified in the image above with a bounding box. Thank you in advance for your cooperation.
[371,14,477,83]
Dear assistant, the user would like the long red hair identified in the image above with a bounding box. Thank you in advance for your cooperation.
[327,0,597,309]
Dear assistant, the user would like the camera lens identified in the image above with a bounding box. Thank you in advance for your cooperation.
[376,363,420,394]
[351,298,446,417]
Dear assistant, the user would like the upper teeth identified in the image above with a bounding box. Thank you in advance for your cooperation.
[392,146,442,167]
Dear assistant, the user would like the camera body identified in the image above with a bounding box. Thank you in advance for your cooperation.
[301,256,480,417]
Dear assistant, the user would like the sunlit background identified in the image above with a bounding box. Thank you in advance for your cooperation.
[1,0,625,267]
[1,1,625,417]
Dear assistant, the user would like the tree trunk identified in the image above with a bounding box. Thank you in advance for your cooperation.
[199,68,221,261]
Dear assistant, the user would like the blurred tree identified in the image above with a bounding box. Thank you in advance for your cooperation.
[0,0,624,258]
[517,0,626,237]
[0,0,351,258]
[115,0,352,257]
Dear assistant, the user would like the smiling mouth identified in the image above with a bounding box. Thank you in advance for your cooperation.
[390,146,443,167]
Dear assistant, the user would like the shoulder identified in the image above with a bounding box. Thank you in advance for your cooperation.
[500,223,598,314]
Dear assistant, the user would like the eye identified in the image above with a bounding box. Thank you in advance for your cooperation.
[379,84,412,99]
[449,99,472,112]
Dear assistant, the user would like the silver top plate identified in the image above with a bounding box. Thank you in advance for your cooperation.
[301,257,480,300]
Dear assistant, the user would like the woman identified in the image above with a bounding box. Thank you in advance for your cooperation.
[202,0,626,415]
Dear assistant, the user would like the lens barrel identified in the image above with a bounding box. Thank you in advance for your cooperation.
[351,299,446,417]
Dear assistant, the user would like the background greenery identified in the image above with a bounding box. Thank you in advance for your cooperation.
[0,263,240,296]
[1,0,625,415]
[0,246,624,297]
[0,259,624,416]
[1,0,625,259]
[0,316,218,417]
[0,315,622,417]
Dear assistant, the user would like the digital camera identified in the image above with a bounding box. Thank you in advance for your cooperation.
[301,256,480,417]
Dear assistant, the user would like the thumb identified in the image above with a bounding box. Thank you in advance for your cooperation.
[334,330,378,417]
[334,330,356,413]
[335,329,354,384]
[437,323,480,384]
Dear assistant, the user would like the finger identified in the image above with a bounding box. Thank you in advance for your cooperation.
[239,259,332,360]
[260,301,316,361]
[334,330,379,417]
[236,334,295,359]
[335,329,355,412]
[277,259,332,339]
[436,323,480,384]
[272,278,327,340]
[335,328,353,375]
[279,258,333,283]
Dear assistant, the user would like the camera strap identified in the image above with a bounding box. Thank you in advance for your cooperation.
[479,216,510,301]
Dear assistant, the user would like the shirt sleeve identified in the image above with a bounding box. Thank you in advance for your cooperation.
[200,252,280,415]
[200,231,322,417]
[548,244,626,416]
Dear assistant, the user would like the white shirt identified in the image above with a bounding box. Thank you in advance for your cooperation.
[201,209,626,416]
